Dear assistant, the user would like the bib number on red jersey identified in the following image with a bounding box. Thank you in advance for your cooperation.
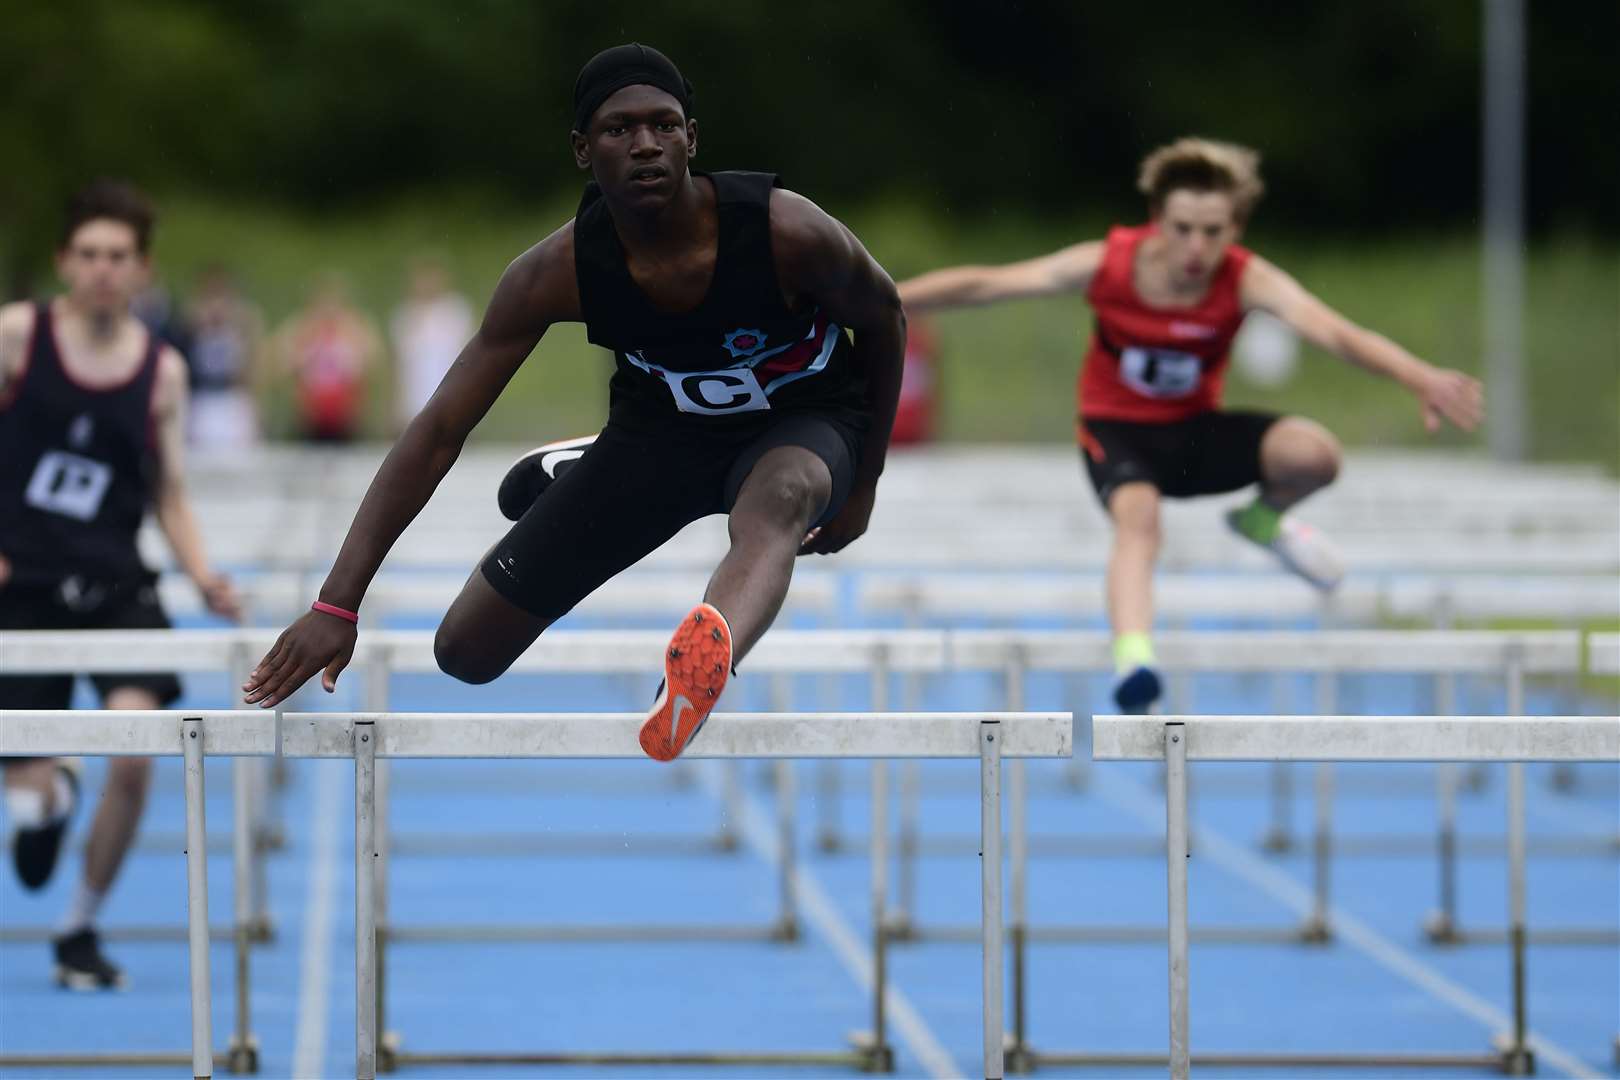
[24,450,113,522]
[1120,347,1202,399]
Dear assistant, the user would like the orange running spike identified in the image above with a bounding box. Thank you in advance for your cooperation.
[640,603,732,762]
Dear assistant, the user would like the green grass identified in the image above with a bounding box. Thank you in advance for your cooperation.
[136,193,1618,467]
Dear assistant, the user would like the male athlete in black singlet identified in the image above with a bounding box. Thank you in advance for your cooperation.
[0,180,240,988]
[244,45,905,761]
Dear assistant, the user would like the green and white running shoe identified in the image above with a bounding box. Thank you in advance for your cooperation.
[1225,507,1345,592]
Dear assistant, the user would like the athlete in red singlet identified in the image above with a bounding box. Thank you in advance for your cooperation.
[899,137,1482,711]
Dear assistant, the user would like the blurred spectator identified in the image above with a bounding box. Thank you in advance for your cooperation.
[132,276,193,357]
[274,274,382,443]
[183,265,265,449]
[890,315,941,445]
[390,254,472,431]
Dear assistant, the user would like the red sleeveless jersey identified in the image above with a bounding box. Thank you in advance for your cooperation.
[1078,224,1252,424]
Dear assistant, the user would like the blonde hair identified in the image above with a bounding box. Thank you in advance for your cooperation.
[1137,138,1265,224]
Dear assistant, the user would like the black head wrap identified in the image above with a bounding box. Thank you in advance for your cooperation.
[573,43,694,133]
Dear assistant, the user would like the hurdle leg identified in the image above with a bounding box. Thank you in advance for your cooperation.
[773,665,799,940]
[1496,653,1535,1074]
[893,762,920,939]
[816,760,843,852]
[1426,670,1462,943]
[1301,671,1336,942]
[980,721,1005,1080]
[1003,649,1032,1072]
[355,721,378,1080]
[229,757,258,1072]
[1164,722,1190,1080]
[1260,675,1294,852]
[182,718,215,1080]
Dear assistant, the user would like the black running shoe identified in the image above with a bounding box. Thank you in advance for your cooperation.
[1111,665,1163,715]
[496,434,597,521]
[11,763,80,891]
[53,928,127,991]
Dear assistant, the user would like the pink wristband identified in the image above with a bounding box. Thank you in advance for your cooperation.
[311,600,359,624]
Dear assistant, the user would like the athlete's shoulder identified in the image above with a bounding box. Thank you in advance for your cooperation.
[487,218,581,333]
[0,300,37,340]
[0,301,37,383]
[767,188,852,257]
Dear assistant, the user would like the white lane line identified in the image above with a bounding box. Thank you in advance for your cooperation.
[292,759,343,1080]
[1090,769,1604,1080]
[702,763,965,1080]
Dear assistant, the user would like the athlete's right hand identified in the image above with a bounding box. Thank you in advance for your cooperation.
[242,611,357,708]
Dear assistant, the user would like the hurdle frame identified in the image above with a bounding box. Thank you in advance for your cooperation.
[0,710,278,1078]
[1089,712,1620,1079]
[275,709,1072,1080]
[353,631,947,1070]
[0,635,277,1075]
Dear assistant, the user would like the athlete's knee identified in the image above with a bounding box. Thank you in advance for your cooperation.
[1109,485,1162,545]
[1267,419,1341,489]
[738,465,829,532]
[434,625,505,685]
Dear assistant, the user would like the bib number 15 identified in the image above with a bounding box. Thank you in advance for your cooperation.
[1120,347,1202,399]
[24,450,113,522]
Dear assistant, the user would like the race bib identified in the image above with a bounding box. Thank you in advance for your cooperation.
[662,367,771,415]
[1120,347,1203,399]
[24,450,113,521]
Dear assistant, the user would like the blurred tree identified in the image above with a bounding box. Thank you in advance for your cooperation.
[3,0,1614,290]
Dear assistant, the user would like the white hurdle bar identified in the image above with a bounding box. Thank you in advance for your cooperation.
[0,710,277,1079]
[1092,714,1620,1079]
[272,710,1073,1080]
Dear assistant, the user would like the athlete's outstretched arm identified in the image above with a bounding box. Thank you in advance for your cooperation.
[244,227,577,707]
[896,241,1104,313]
[151,346,240,620]
[770,191,905,554]
[1240,256,1483,433]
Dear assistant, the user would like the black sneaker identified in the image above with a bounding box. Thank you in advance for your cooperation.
[11,762,81,891]
[496,434,596,521]
[53,927,127,990]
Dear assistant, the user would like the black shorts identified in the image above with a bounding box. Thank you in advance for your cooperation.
[1079,410,1281,506]
[480,410,863,619]
[0,574,183,763]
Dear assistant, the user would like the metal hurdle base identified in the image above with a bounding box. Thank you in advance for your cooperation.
[0,1047,253,1073]
[1421,910,1620,947]
[375,1031,894,1074]
[1010,1045,1530,1074]
[882,915,1334,947]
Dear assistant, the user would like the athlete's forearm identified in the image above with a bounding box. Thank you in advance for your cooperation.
[1335,324,1432,391]
[852,309,907,487]
[317,419,465,611]
[897,267,1002,313]
[155,489,215,584]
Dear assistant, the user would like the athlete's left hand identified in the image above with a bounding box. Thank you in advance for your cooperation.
[1416,367,1484,433]
[197,572,243,622]
[800,483,876,555]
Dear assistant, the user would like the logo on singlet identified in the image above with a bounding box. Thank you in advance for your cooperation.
[67,413,94,449]
[722,328,768,358]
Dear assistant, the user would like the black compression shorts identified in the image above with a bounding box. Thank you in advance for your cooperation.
[480,411,862,620]
[0,574,183,762]
[1078,410,1281,507]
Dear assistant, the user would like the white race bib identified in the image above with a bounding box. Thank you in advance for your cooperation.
[662,367,771,415]
[24,450,113,522]
[1120,347,1203,399]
